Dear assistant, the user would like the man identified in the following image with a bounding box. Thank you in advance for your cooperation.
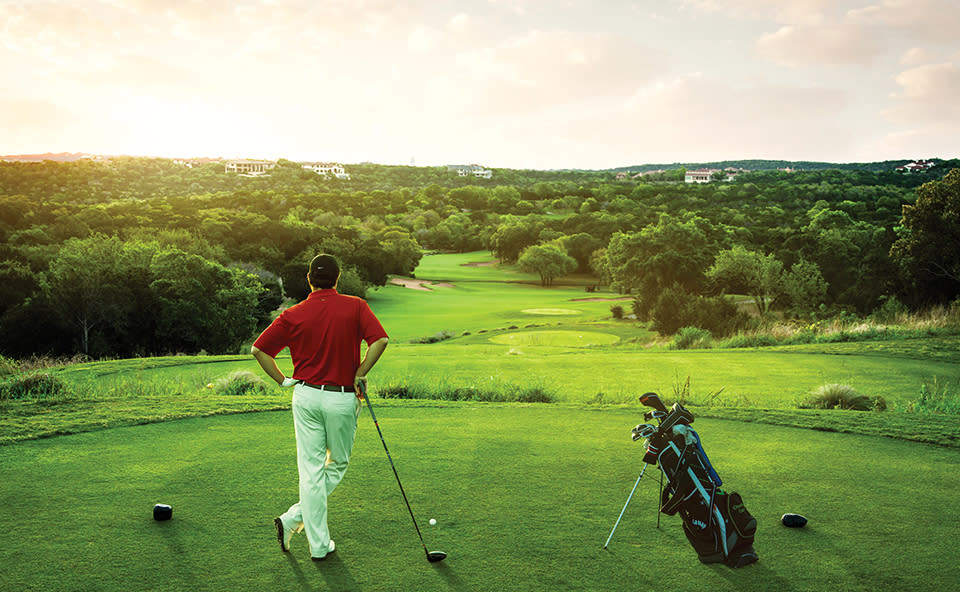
[251,254,389,561]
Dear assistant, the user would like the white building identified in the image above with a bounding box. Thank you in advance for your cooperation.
[895,159,936,173]
[447,164,493,179]
[224,159,276,176]
[302,162,350,179]
[684,168,717,183]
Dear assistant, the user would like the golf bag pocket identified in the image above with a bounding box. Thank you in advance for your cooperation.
[679,503,724,564]
[719,491,757,541]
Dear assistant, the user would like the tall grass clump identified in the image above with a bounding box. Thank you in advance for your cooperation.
[0,372,70,401]
[376,379,555,403]
[799,383,887,411]
[672,327,713,350]
[901,377,960,415]
[719,302,960,349]
[211,371,270,396]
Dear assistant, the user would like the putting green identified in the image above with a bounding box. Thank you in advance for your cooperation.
[520,308,581,315]
[489,330,619,347]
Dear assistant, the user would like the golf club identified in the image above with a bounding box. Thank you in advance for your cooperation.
[358,381,447,563]
[639,392,668,413]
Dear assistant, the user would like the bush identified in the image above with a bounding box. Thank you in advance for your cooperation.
[672,327,713,350]
[610,305,624,319]
[411,331,455,344]
[212,371,270,396]
[0,355,20,378]
[649,285,749,336]
[0,372,69,400]
[799,383,886,411]
[902,378,960,415]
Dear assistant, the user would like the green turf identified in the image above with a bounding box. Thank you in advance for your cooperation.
[1,406,958,592]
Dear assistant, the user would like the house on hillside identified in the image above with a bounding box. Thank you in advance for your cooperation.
[447,164,493,179]
[684,167,744,183]
[896,159,936,173]
[302,162,350,179]
[224,159,276,176]
[684,168,717,183]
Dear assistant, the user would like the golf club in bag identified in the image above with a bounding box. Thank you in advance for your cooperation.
[358,381,447,563]
[608,392,758,568]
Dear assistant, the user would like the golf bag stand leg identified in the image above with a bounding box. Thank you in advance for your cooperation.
[603,463,647,550]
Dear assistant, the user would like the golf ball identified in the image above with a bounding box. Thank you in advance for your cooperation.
[429,518,437,526]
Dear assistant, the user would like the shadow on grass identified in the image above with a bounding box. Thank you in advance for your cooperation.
[434,561,469,591]
[313,553,361,591]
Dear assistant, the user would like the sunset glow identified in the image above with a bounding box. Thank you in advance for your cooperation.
[1,0,958,168]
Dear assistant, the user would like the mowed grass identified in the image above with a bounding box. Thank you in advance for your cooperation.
[2,405,958,592]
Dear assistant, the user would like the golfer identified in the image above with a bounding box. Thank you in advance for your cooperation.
[251,254,389,561]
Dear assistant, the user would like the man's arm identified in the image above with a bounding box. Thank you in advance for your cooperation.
[354,337,388,394]
[251,345,287,386]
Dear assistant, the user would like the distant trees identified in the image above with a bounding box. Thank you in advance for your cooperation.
[1,157,957,355]
[2,235,273,357]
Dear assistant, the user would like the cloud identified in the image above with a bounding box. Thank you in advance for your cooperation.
[848,0,960,44]
[451,29,662,116]
[678,0,833,25]
[885,61,960,123]
[755,23,885,67]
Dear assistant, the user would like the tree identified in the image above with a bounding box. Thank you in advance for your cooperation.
[44,235,138,355]
[489,219,539,264]
[517,243,577,286]
[606,214,721,310]
[890,168,960,305]
[706,246,784,316]
[779,260,828,316]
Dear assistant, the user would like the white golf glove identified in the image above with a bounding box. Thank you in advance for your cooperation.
[281,377,298,388]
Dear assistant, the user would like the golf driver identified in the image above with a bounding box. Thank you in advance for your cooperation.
[639,392,668,413]
[358,381,447,563]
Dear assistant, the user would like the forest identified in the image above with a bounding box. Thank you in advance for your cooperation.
[1,156,958,358]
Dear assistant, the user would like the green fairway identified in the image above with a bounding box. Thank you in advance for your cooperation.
[1,405,958,592]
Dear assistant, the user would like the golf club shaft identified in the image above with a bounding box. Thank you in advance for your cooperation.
[603,463,647,549]
[360,384,431,555]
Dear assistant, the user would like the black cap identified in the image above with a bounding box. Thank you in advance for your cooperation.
[309,254,340,281]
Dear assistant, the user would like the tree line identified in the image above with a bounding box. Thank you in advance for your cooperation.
[1,157,957,357]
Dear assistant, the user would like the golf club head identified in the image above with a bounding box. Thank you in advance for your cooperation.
[631,423,657,441]
[427,551,447,563]
[639,392,668,413]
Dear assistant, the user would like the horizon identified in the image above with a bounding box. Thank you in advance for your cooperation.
[1,1,958,169]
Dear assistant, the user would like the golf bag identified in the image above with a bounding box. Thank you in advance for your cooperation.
[634,394,758,568]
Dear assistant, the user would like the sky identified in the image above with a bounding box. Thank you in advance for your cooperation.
[1,0,958,170]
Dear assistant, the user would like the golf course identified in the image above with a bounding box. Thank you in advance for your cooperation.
[2,252,959,592]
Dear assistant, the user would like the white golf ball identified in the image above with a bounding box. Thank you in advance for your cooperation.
[429,518,437,526]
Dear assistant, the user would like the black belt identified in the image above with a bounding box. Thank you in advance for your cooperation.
[301,382,355,393]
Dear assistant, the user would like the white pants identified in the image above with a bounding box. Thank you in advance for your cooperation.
[280,384,360,558]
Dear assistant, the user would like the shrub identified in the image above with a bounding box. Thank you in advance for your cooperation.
[610,305,624,319]
[672,327,713,350]
[411,331,455,344]
[902,378,960,415]
[0,355,20,378]
[650,285,749,336]
[799,383,886,411]
[212,371,269,396]
[0,372,69,400]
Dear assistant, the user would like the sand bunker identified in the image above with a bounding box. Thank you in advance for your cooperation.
[570,296,633,302]
[520,308,581,315]
[389,277,453,291]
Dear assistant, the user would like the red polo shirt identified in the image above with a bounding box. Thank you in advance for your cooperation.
[253,289,388,386]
